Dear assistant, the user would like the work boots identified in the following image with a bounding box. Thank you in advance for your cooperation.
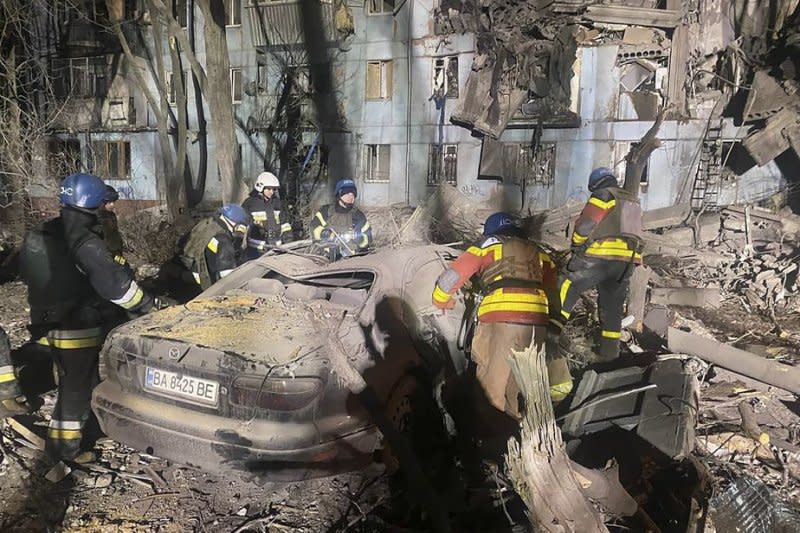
[596,337,620,362]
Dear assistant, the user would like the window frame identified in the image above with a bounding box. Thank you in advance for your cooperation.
[363,144,391,183]
[230,67,243,104]
[365,60,393,101]
[226,0,242,26]
[432,56,459,99]
[427,143,458,186]
[92,140,132,180]
[366,0,395,15]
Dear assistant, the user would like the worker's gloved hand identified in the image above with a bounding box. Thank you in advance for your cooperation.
[153,296,175,310]
[320,228,333,241]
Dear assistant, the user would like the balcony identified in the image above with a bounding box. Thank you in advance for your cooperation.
[247,0,337,47]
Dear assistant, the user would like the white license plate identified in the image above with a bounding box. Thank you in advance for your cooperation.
[145,367,219,407]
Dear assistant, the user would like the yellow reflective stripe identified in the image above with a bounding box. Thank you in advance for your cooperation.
[433,285,451,304]
[111,281,143,309]
[559,279,572,307]
[540,252,555,267]
[584,245,642,260]
[251,211,267,221]
[113,255,127,265]
[0,372,17,384]
[478,301,549,315]
[572,233,588,245]
[120,287,144,310]
[50,337,102,349]
[361,222,371,232]
[207,237,219,254]
[550,380,574,401]
[280,223,292,233]
[601,330,621,339]
[588,197,616,210]
[315,211,326,225]
[48,428,82,440]
[192,272,202,285]
[36,337,50,346]
[560,309,571,319]
[313,212,327,240]
[479,290,549,315]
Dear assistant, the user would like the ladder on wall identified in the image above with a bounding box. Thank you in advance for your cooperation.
[690,119,724,211]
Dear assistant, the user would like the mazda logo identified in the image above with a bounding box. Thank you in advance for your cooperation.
[168,347,181,360]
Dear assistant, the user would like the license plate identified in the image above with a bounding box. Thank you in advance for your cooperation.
[145,367,219,407]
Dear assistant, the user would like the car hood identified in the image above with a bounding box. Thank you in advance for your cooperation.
[111,292,334,365]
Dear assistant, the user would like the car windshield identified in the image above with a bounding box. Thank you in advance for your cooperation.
[242,270,375,308]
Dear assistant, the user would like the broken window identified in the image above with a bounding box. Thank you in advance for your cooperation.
[230,68,243,103]
[363,144,391,182]
[427,144,458,186]
[173,0,188,27]
[92,140,131,180]
[52,57,109,98]
[367,0,395,15]
[432,56,459,99]
[108,99,127,122]
[226,0,242,26]
[479,138,555,186]
[128,96,136,125]
[366,60,393,100]
[48,138,82,178]
[615,142,649,188]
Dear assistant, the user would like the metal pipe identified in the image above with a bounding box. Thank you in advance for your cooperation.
[404,0,414,205]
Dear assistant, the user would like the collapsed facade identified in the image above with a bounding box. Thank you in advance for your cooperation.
[26,0,799,219]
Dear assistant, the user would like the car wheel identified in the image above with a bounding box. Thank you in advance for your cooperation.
[381,372,448,474]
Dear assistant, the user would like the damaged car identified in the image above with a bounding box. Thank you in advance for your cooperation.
[91,245,466,480]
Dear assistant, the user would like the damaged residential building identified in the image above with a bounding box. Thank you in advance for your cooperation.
[26,0,800,218]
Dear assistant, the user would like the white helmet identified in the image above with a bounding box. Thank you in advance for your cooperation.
[254,171,280,193]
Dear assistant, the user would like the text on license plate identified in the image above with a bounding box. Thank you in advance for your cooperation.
[145,367,219,406]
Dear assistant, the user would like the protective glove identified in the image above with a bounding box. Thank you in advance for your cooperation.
[320,228,333,241]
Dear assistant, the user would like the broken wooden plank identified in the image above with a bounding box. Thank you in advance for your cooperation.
[667,328,800,395]
[650,287,721,308]
[584,5,682,27]
[5,418,45,451]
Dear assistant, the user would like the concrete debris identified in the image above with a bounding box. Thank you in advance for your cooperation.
[650,287,722,309]
[583,5,682,28]
[45,461,71,483]
[668,327,800,395]
[743,106,800,165]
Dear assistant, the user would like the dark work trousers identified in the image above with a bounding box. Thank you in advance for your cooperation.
[45,327,104,461]
[0,326,22,400]
[557,255,634,361]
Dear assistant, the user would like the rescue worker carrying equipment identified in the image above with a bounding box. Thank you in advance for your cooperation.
[431,212,573,419]
[242,171,292,259]
[19,173,157,461]
[552,167,643,361]
[180,203,251,290]
[0,325,30,417]
[310,179,373,261]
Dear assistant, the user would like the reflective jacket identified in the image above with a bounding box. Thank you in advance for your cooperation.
[571,186,643,263]
[432,235,557,325]
[20,208,152,338]
[310,203,373,251]
[181,217,238,290]
[242,192,291,246]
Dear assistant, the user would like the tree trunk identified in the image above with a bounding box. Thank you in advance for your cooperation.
[623,108,667,198]
[505,340,609,532]
[197,0,246,203]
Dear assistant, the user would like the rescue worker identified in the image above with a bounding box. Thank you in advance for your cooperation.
[0,325,29,416]
[180,203,251,291]
[310,179,373,260]
[242,172,292,259]
[95,185,130,274]
[553,167,643,361]
[431,213,573,419]
[19,173,156,461]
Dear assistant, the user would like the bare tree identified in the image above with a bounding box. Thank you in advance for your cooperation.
[0,0,74,231]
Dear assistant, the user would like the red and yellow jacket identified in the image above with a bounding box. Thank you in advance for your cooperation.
[432,236,557,325]
[572,188,642,263]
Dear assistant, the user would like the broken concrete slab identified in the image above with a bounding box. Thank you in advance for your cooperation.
[650,287,722,308]
[743,70,796,121]
[742,106,800,165]
[627,266,652,330]
[668,327,800,395]
[584,5,682,27]
[622,26,662,45]
[642,204,691,230]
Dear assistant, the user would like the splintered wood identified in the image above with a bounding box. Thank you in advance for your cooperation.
[505,341,608,532]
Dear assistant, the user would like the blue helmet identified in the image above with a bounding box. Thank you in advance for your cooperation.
[335,178,357,198]
[219,203,251,226]
[59,173,107,209]
[483,212,516,236]
[588,167,617,191]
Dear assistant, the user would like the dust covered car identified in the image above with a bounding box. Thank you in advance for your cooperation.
[91,245,466,479]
